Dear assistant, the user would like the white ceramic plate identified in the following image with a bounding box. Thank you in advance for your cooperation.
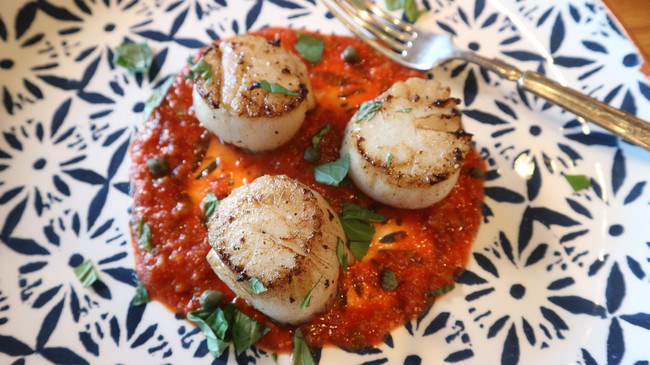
[1,0,649,364]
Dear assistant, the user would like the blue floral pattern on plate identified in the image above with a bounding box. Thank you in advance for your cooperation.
[0,0,648,364]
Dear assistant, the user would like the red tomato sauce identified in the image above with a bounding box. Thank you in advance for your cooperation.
[129,27,485,353]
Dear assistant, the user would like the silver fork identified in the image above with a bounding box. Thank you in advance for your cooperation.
[322,0,650,151]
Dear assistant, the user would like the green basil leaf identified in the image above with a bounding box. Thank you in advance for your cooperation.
[187,308,230,357]
[404,0,426,22]
[132,279,150,306]
[336,237,348,272]
[395,108,412,113]
[311,123,331,149]
[301,276,322,311]
[341,202,387,222]
[185,56,196,80]
[202,191,219,221]
[206,307,230,341]
[342,217,375,261]
[143,77,174,119]
[349,240,370,261]
[292,329,316,365]
[385,0,405,11]
[113,42,153,73]
[259,80,300,96]
[314,154,350,186]
[380,269,399,290]
[294,32,325,63]
[138,219,155,253]
[341,220,374,249]
[304,124,331,164]
[428,284,456,297]
[191,57,214,84]
[233,310,269,356]
[564,174,591,192]
[386,152,394,166]
[355,100,382,122]
[74,259,99,288]
[248,277,268,294]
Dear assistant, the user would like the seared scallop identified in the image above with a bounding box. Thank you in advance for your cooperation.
[206,175,349,325]
[340,77,472,209]
[192,35,316,152]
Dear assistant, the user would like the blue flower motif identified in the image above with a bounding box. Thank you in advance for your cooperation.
[425,0,522,107]
[514,1,649,148]
[0,99,85,218]
[455,208,600,364]
[0,208,174,363]
[0,3,52,115]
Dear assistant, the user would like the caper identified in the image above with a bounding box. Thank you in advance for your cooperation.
[341,45,359,63]
[303,145,321,164]
[380,269,398,291]
[199,289,224,310]
[146,157,169,176]
[468,167,486,179]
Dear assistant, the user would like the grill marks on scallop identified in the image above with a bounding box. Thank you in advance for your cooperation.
[206,175,347,325]
[341,77,473,209]
[192,35,315,152]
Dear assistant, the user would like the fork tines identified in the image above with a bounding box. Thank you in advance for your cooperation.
[323,0,418,61]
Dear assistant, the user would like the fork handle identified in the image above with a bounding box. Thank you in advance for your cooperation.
[517,71,650,151]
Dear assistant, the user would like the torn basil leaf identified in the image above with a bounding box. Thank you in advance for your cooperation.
[202,191,219,221]
[132,279,150,306]
[248,277,268,294]
[355,100,382,122]
[386,0,426,23]
[385,0,404,11]
[304,124,331,163]
[349,240,370,262]
[74,259,99,288]
[292,329,316,365]
[340,203,385,261]
[258,80,300,96]
[143,77,174,119]
[301,276,322,311]
[188,301,268,358]
[564,174,591,192]
[311,123,331,148]
[386,153,394,166]
[113,42,153,73]
[187,308,230,357]
[314,154,350,186]
[336,237,348,272]
[404,0,426,22]
[341,202,387,222]
[428,284,455,296]
[191,57,214,84]
[341,219,374,248]
[233,310,270,356]
[295,32,324,63]
[138,219,155,253]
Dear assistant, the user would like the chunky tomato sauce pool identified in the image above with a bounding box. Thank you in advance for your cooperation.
[129,27,485,353]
